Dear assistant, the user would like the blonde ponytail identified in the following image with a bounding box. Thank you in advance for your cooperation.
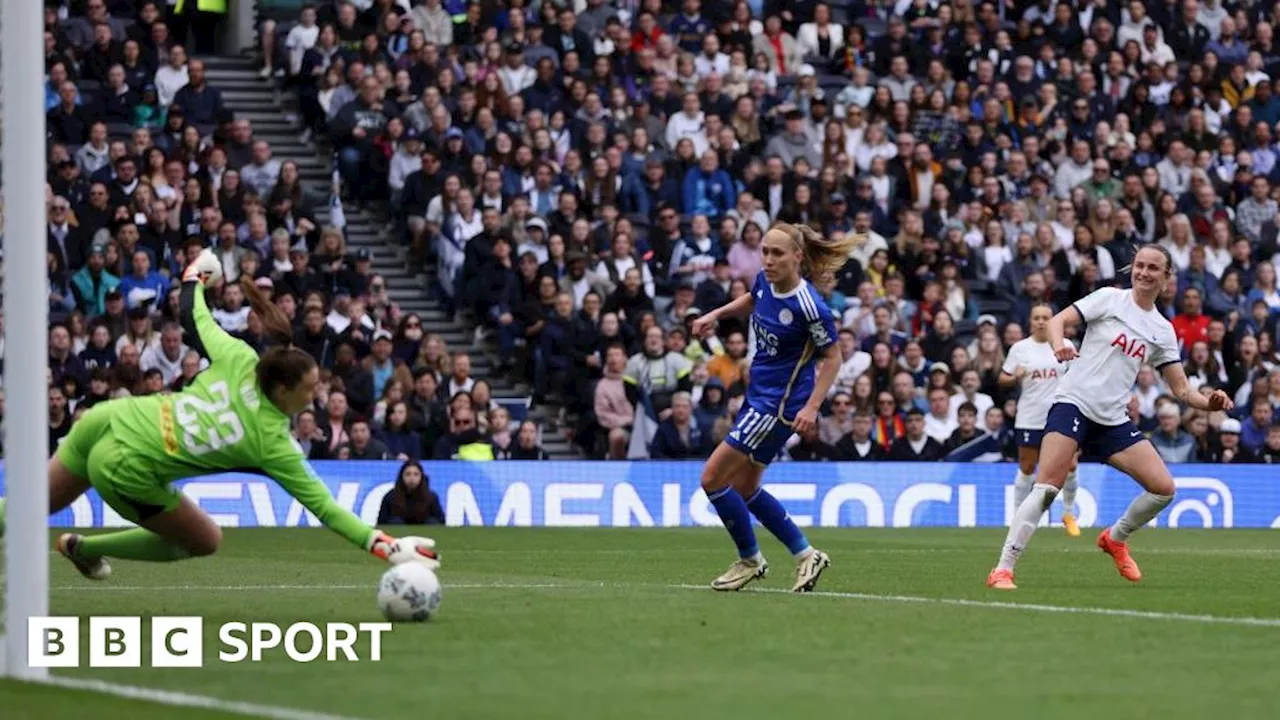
[770,221,858,281]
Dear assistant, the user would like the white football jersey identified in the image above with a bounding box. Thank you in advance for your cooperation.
[1056,287,1180,426]
[1003,337,1071,430]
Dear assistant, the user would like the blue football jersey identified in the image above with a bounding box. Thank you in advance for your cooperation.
[746,272,838,421]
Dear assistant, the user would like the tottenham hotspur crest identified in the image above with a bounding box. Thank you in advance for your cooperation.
[778,308,793,325]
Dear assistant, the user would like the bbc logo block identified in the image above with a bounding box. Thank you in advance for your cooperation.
[30,617,203,669]
[28,617,390,667]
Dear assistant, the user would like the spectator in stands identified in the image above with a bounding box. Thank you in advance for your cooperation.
[241,141,282,198]
[923,385,956,444]
[173,58,223,127]
[888,408,944,461]
[333,76,394,203]
[139,322,188,385]
[118,250,170,310]
[79,322,117,373]
[154,44,189,109]
[341,418,390,460]
[507,420,550,460]
[1205,418,1258,464]
[1151,402,1197,463]
[860,304,909,354]
[365,330,398,400]
[942,402,983,455]
[835,411,882,461]
[49,324,88,390]
[432,406,495,460]
[49,197,90,282]
[949,368,994,420]
[1241,396,1275,452]
[891,371,926,415]
[377,460,445,525]
[317,390,351,458]
[649,391,712,459]
[594,343,634,460]
[683,150,735,219]
[1259,425,1280,463]
[438,352,475,403]
[408,368,447,457]
[705,330,746,388]
[537,291,578,403]
[332,340,375,418]
[48,385,72,454]
[625,325,693,417]
[871,390,905,449]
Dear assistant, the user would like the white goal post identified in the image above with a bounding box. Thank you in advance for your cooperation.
[1,0,52,681]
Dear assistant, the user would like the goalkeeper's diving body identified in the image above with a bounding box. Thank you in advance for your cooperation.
[0,250,404,577]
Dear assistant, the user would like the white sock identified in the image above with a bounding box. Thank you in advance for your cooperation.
[1109,492,1173,543]
[794,546,815,561]
[745,551,765,565]
[997,483,1059,571]
[1012,470,1035,509]
[1061,469,1078,516]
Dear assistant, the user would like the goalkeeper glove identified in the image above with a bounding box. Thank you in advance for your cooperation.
[368,531,397,561]
[182,248,223,287]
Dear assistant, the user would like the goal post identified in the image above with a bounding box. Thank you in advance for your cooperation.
[1,0,52,681]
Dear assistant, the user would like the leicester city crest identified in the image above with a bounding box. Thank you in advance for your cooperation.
[778,308,793,325]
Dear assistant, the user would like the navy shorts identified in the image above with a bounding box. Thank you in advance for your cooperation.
[1044,402,1145,460]
[724,402,794,466]
[1015,428,1044,448]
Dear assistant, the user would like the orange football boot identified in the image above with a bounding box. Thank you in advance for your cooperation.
[1097,528,1141,582]
[986,568,1017,590]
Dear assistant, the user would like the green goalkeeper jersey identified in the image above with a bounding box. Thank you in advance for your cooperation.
[108,281,376,550]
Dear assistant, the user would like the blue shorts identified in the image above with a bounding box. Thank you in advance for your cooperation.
[724,402,794,466]
[1015,428,1044,448]
[1044,402,1145,460]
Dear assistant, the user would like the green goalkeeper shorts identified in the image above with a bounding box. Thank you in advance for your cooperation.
[56,400,182,524]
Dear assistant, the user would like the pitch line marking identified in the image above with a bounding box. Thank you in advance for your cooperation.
[669,584,1280,627]
[36,675,369,720]
[49,580,1280,628]
[49,582,581,591]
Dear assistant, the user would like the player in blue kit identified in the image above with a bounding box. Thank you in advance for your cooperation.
[691,222,854,592]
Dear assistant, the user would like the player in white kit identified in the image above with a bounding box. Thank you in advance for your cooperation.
[998,303,1081,537]
[987,246,1232,590]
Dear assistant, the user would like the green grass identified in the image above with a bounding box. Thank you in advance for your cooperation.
[4,527,1280,719]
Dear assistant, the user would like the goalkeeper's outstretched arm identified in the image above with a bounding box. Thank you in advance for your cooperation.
[262,444,397,560]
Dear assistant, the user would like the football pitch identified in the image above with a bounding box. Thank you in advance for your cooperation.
[3,527,1279,719]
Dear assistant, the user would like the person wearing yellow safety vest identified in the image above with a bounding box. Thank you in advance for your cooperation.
[430,406,496,460]
[174,0,227,56]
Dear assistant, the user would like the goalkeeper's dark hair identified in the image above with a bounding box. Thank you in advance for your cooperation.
[239,275,317,400]
[239,275,293,347]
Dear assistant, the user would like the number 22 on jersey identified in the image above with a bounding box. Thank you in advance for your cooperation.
[173,380,246,456]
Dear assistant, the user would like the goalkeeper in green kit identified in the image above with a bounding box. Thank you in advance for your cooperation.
[0,249,412,579]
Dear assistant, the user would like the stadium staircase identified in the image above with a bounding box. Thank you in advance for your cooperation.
[203,54,579,457]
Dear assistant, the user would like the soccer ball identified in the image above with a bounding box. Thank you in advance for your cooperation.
[377,562,442,622]
[387,535,441,571]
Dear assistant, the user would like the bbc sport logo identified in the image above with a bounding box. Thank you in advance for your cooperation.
[28,617,393,667]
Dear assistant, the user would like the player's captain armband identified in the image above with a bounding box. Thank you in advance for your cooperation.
[808,320,832,348]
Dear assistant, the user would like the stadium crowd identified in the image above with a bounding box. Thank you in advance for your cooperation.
[13,0,1280,465]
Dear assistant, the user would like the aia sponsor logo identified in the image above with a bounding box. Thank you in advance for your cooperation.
[1110,332,1148,361]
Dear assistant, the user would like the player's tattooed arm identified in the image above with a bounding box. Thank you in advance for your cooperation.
[1162,362,1233,412]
